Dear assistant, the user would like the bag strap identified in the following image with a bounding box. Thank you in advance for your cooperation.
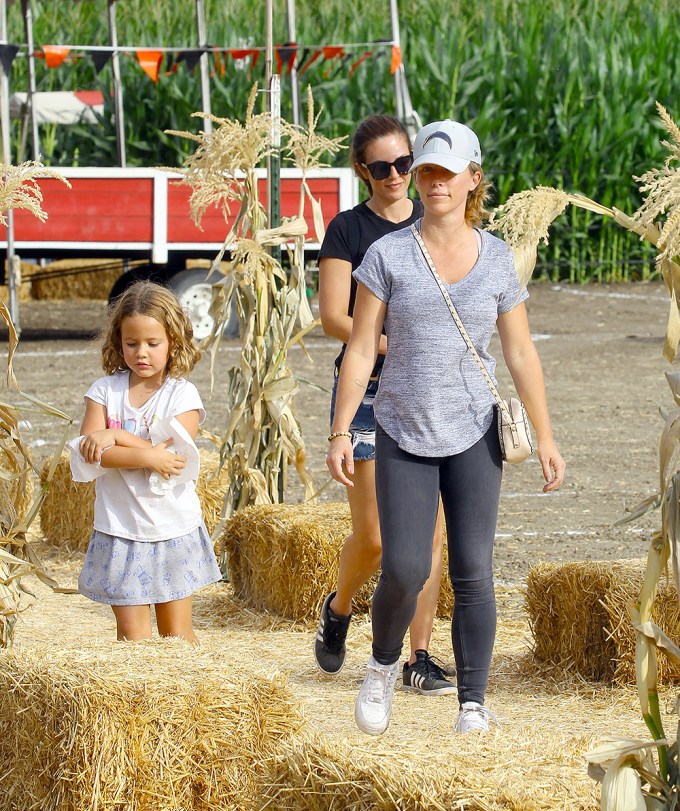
[411,224,512,423]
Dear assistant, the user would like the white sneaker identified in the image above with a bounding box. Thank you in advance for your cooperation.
[355,656,400,736]
[454,701,498,733]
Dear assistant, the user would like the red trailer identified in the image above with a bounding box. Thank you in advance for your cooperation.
[0,166,358,336]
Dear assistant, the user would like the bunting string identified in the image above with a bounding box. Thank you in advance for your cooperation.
[0,40,400,83]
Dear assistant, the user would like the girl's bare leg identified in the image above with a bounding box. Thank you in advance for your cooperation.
[112,604,152,641]
[155,596,198,644]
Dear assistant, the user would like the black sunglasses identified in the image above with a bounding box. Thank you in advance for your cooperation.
[361,153,414,181]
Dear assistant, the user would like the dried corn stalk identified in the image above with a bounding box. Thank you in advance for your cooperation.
[0,161,73,647]
[168,86,344,519]
[490,103,680,809]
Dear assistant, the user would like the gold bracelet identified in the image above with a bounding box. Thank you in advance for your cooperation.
[328,431,352,442]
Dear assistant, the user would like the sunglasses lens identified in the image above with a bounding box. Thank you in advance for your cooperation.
[367,161,391,180]
[364,154,414,180]
[394,154,414,174]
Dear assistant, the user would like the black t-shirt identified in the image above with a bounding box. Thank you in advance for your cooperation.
[319,198,424,371]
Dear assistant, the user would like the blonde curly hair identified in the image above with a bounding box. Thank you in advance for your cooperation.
[101,281,200,378]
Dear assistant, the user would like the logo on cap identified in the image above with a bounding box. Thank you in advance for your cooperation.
[423,131,453,150]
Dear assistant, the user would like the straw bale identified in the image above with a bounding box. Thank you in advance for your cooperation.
[31,258,123,300]
[260,733,592,811]
[39,451,95,549]
[195,450,231,536]
[0,638,304,811]
[40,449,232,550]
[526,559,680,684]
[219,502,454,623]
[0,261,32,302]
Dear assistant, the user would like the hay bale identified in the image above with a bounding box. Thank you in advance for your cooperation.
[0,639,303,811]
[262,737,474,810]
[219,502,454,623]
[195,450,231,536]
[40,449,231,550]
[31,258,123,300]
[40,452,95,549]
[526,559,680,684]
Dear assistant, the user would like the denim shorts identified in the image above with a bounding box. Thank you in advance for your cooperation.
[329,369,380,461]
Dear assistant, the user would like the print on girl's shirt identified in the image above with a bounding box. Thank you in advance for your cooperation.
[122,418,137,434]
[107,417,122,430]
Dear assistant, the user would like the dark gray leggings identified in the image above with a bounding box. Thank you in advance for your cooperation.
[373,418,503,705]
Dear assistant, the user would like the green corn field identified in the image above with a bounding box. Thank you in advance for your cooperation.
[5,0,680,280]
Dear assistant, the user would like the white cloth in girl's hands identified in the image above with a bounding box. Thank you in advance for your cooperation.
[68,436,111,482]
[147,417,200,495]
[68,416,200,496]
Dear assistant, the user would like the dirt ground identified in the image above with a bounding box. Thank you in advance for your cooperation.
[2,281,672,584]
[1,281,677,809]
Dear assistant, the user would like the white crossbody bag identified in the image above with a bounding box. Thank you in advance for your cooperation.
[412,224,533,464]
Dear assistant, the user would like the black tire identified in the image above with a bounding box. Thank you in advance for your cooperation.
[167,268,238,341]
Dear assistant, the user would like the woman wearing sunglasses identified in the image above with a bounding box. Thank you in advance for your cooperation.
[315,115,452,699]
[327,119,565,736]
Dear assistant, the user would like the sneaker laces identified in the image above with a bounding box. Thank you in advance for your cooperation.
[364,664,396,704]
[323,613,349,654]
[457,702,498,731]
[425,653,454,681]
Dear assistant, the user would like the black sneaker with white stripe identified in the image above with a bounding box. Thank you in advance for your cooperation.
[314,591,352,675]
[402,649,456,696]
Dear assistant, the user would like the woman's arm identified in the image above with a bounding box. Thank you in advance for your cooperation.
[497,303,566,492]
[326,283,386,486]
[319,257,388,355]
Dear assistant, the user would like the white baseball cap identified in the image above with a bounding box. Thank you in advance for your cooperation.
[411,119,482,174]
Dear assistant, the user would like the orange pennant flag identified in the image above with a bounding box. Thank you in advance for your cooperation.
[322,46,344,61]
[349,51,373,77]
[390,44,402,74]
[136,50,163,83]
[42,46,70,68]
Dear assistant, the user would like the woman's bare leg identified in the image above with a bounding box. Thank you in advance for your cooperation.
[331,460,382,616]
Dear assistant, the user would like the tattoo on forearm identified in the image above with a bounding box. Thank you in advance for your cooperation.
[354,378,367,391]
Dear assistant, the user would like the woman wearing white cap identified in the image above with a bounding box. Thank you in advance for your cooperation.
[327,119,565,735]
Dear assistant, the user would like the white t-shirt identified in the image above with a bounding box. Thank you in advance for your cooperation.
[78,371,206,542]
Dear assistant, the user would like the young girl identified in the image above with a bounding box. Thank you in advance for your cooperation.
[70,281,222,643]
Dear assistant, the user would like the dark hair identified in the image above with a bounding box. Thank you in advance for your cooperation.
[350,115,412,195]
[101,281,200,378]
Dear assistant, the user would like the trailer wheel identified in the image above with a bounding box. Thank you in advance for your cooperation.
[167,269,238,341]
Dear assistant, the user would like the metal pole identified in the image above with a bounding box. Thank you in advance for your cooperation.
[194,0,212,133]
[21,0,39,161]
[264,0,280,233]
[108,0,126,167]
[389,0,404,120]
[285,0,299,126]
[0,0,19,333]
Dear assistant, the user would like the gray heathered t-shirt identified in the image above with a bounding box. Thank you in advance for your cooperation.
[352,222,528,457]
